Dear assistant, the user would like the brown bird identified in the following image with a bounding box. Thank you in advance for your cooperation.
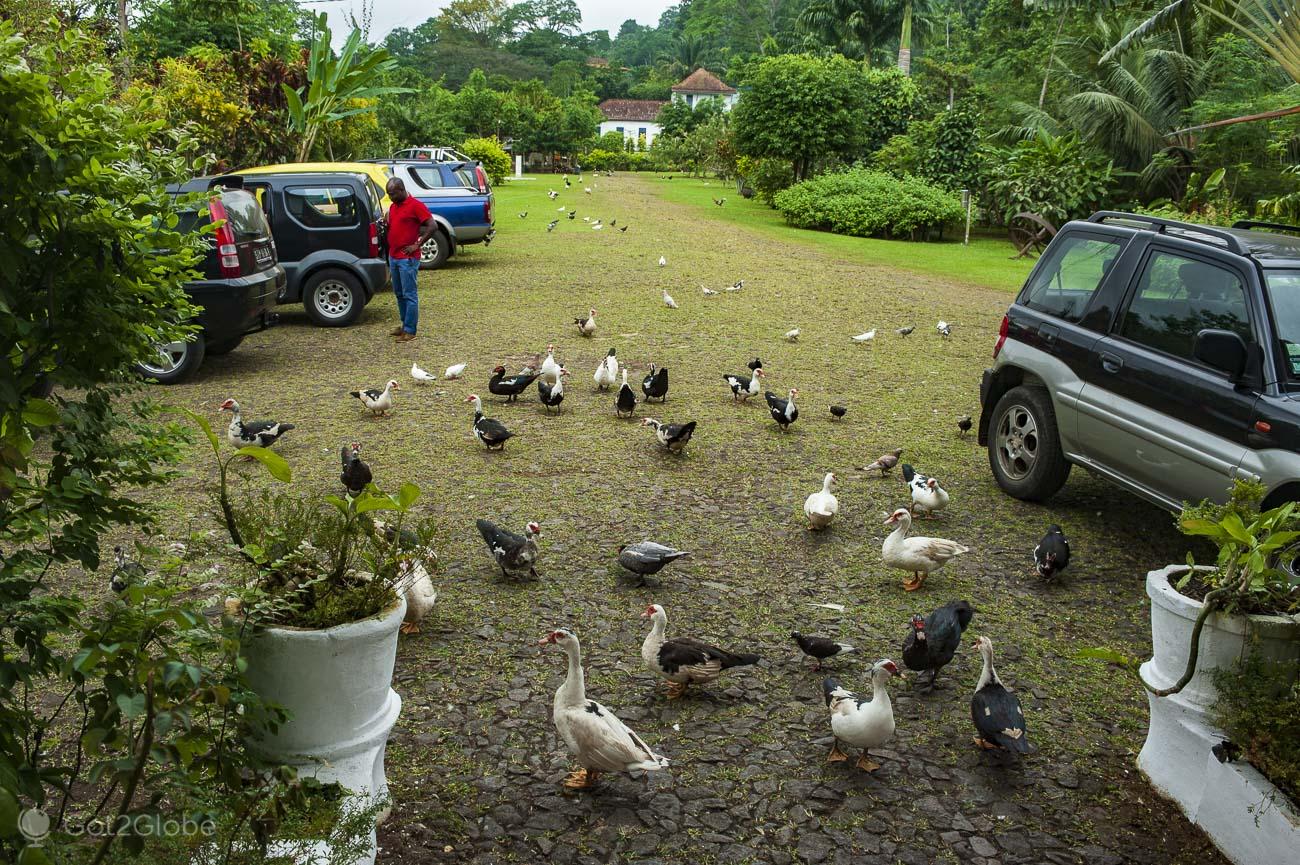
[863,448,903,476]
[957,415,973,438]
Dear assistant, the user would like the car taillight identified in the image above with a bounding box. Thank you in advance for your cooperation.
[209,197,241,278]
[369,221,380,258]
[475,165,488,193]
[484,197,493,224]
[993,314,1010,359]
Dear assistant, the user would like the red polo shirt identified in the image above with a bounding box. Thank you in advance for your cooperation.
[387,196,433,259]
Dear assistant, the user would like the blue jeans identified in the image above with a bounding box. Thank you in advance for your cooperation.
[389,257,419,334]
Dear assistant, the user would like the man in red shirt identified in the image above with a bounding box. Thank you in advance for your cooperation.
[385,178,436,342]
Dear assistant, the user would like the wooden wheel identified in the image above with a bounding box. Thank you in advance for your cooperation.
[1008,212,1058,259]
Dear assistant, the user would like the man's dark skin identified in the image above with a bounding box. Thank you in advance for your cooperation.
[386,178,436,255]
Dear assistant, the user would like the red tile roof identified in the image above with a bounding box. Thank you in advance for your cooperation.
[671,68,737,94]
[598,99,668,122]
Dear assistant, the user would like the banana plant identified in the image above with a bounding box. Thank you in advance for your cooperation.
[283,13,412,162]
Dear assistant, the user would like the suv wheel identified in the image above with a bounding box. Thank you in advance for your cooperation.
[136,333,206,385]
[419,231,450,270]
[303,268,364,327]
[988,385,1071,501]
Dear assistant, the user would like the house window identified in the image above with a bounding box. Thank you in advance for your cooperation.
[638,127,647,138]
[616,126,624,134]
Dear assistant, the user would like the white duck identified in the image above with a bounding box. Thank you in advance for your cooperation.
[823,659,901,772]
[396,549,437,634]
[350,380,399,416]
[593,348,619,390]
[803,472,839,531]
[540,628,669,789]
[410,362,437,384]
[902,464,950,518]
[658,255,667,267]
[662,289,678,309]
[882,508,970,592]
[851,330,877,343]
[785,328,800,342]
[540,343,562,384]
[701,285,718,296]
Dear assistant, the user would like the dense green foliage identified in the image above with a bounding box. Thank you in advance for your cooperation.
[1214,654,1300,803]
[984,131,1116,226]
[462,136,513,184]
[732,53,870,180]
[773,168,963,239]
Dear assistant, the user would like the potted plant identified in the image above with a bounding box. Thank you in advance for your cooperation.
[1088,480,1300,865]
[186,411,437,864]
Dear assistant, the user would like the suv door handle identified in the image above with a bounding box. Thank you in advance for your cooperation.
[1100,352,1124,374]
[1038,324,1059,346]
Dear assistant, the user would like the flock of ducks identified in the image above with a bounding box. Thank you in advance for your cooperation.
[199,177,1084,796]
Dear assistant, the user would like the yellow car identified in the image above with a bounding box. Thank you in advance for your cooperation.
[238,162,394,211]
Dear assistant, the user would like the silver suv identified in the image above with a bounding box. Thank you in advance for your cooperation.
[980,212,1300,511]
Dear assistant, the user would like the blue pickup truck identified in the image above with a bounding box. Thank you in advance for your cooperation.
[369,159,495,269]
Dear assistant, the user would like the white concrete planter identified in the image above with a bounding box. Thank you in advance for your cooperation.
[1138,564,1300,865]
[242,596,406,865]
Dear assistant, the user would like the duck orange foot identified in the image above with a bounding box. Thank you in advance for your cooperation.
[562,768,599,789]
[856,753,881,772]
[826,743,848,763]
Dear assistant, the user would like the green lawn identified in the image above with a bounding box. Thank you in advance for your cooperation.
[620,173,1037,293]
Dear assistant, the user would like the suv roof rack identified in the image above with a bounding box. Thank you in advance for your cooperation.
[1232,220,1300,237]
[1087,210,1248,255]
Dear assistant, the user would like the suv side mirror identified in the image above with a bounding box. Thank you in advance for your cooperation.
[1193,329,1249,378]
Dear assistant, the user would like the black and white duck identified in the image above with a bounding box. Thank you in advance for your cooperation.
[488,365,539,401]
[475,518,541,579]
[349,380,399,417]
[640,604,760,698]
[824,660,900,772]
[765,388,799,431]
[465,394,516,450]
[339,442,372,495]
[641,418,695,453]
[537,367,569,413]
[574,308,597,337]
[110,545,146,593]
[902,464,950,518]
[970,636,1032,755]
[723,367,765,402]
[218,399,295,448]
[593,348,618,390]
[1034,525,1071,581]
[642,364,668,402]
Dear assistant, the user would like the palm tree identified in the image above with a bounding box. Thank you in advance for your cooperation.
[797,0,904,62]
[1102,0,1300,132]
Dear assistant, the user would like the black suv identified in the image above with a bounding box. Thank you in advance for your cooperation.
[142,186,282,384]
[981,212,1300,511]
[186,172,390,327]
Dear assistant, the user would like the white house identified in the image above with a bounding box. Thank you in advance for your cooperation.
[670,68,739,111]
[596,99,668,148]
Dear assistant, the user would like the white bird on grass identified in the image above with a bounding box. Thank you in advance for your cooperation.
[592,221,604,230]
[558,205,567,212]
[410,362,437,384]
[658,256,667,267]
[662,289,678,309]
[937,320,952,337]
[851,330,877,343]
[785,328,800,342]
[444,363,467,380]
[701,285,718,296]
[726,280,744,292]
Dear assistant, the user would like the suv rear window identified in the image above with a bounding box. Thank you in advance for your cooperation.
[218,190,270,240]
[285,186,359,227]
[1119,250,1251,360]
[1021,234,1122,323]
[408,166,446,189]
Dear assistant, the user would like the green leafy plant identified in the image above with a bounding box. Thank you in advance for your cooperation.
[1214,653,1300,803]
[773,168,964,240]
[1083,480,1300,697]
[461,135,512,185]
[282,12,410,162]
[983,130,1115,226]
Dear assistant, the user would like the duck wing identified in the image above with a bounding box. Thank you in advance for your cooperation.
[663,421,695,446]
[926,601,974,665]
[972,683,1032,753]
[476,417,515,444]
[565,700,668,771]
[667,636,759,671]
[476,519,523,557]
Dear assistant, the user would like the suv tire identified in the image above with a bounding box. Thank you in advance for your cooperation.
[206,335,244,355]
[136,333,206,385]
[303,268,364,327]
[419,230,450,270]
[988,385,1071,501]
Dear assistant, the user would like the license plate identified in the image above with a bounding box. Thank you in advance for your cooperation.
[254,247,273,265]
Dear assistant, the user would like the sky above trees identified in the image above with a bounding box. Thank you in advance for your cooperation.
[322,0,675,44]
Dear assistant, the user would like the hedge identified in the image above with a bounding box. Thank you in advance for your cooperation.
[772,169,963,240]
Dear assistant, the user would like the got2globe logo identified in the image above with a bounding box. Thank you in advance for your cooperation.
[18,807,51,844]
[16,806,215,844]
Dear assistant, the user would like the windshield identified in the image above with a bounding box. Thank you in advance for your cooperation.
[1266,270,1300,378]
